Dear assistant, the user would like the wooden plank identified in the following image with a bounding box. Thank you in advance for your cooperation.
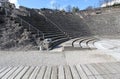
[111,74,120,79]
[88,76,97,79]
[64,65,73,79]
[92,64,110,79]
[95,75,104,79]
[115,62,120,72]
[0,67,8,73]
[58,65,64,79]
[8,67,24,79]
[1,62,120,79]
[95,75,110,79]
[100,75,109,79]
[91,64,108,79]
[103,62,120,79]
[92,64,107,75]
[36,66,46,79]
[97,63,112,74]
[106,74,120,79]
[108,62,120,73]
[86,64,104,79]
[0,67,12,78]
[70,65,80,79]
[51,66,58,79]
[14,67,29,79]
[101,63,118,74]
[116,62,120,66]
[75,64,88,79]
[86,64,100,75]
[2,67,18,79]
[43,66,52,79]
[22,67,35,79]
[81,64,93,76]
[29,66,40,79]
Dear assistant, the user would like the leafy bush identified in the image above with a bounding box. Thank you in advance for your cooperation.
[113,3,120,7]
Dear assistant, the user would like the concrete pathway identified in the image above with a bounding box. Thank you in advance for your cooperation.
[0,50,117,67]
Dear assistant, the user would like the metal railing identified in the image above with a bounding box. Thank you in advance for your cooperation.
[16,16,45,39]
[1,2,45,39]
[40,12,64,33]
[34,10,67,33]
[37,11,70,39]
[0,3,45,50]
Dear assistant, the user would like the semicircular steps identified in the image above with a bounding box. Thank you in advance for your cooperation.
[73,37,99,50]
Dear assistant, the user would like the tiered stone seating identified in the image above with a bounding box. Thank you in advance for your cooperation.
[17,8,69,49]
[73,38,86,48]
[62,37,99,51]
[87,39,98,49]
[73,37,99,50]
[39,8,120,38]
[80,38,96,49]
[41,10,92,38]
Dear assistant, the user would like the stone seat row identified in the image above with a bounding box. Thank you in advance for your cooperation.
[73,37,99,50]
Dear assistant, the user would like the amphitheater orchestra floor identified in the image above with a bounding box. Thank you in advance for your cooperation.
[1,37,120,79]
[0,50,119,79]
[0,62,120,79]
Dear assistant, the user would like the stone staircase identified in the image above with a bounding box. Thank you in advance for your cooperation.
[17,8,69,49]
[41,10,91,38]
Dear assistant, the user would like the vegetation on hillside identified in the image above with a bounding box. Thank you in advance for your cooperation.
[112,3,120,7]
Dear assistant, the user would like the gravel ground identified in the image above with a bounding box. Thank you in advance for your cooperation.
[0,50,117,67]
[0,51,66,67]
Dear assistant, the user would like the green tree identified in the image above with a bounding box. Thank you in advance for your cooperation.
[72,7,79,13]
[60,9,65,12]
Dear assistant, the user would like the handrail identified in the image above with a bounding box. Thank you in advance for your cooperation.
[37,11,70,39]
[16,16,45,39]
[41,12,64,33]
[2,2,45,39]
[34,10,66,34]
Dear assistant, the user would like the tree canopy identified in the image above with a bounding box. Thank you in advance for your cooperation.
[72,7,79,13]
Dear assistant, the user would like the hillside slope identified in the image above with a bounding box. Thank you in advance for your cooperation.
[82,9,120,36]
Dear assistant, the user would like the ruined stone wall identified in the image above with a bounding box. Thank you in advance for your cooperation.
[0,3,39,51]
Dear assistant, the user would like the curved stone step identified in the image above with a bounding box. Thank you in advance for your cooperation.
[51,38,69,49]
[44,34,64,38]
[52,36,67,41]
[73,38,86,48]
[80,38,93,49]
[72,37,99,50]
[87,39,98,49]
